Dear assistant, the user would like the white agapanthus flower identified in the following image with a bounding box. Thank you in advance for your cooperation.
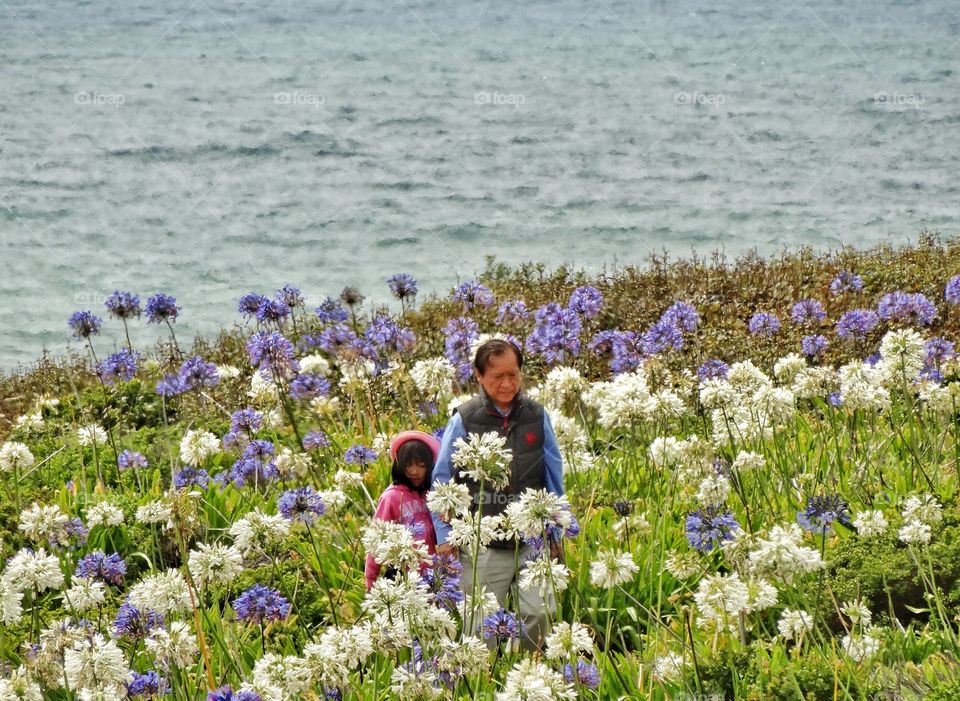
[135,500,173,527]
[447,513,504,554]
[645,389,688,421]
[732,450,766,472]
[695,473,731,505]
[852,510,888,539]
[773,353,808,384]
[188,542,244,588]
[248,371,279,405]
[519,557,570,596]
[651,651,686,682]
[496,659,576,701]
[63,579,106,614]
[842,629,882,662]
[0,577,24,625]
[901,494,943,525]
[179,429,220,466]
[250,653,312,701]
[0,666,42,701]
[334,469,364,490]
[86,502,124,528]
[589,549,639,588]
[409,357,456,397]
[502,489,572,541]
[751,385,796,423]
[0,441,35,473]
[548,413,588,451]
[3,547,64,592]
[229,509,290,556]
[898,520,931,545]
[76,424,108,447]
[584,369,652,430]
[746,523,824,583]
[648,436,685,468]
[838,362,890,411]
[699,378,736,409]
[273,447,310,480]
[426,481,472,522]
[63,634,131,694]
[216,364,241,379]
[18,503,69,544]
[127,570,191,616]
[878,328,926,385]
[745,578,778,612]
[841,599,872,627]
[459,586,501,626]
[451,432,513,490]
[791,366,839,400]
[13,412,43,431]
[303,623,375,687]
[298,353,331,375]
[389,665,442,700]
[778,608,813,643]
[361,519,431,572]
[539,366,587,409]
[664,550,700,580]
[316,489,348,511]
[693,572,751,626]
[726,360,773,394]
[145,621,199,666]
[544,621,593,660]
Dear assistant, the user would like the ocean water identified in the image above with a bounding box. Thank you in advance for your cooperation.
[2,0,959,369]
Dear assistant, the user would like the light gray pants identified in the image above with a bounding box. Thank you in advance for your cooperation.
[459,544,556,651]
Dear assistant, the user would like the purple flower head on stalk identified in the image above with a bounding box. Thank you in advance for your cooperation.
[339,286,365,308]
[302,430,331,451]
[925,338,956,365]
[641,320,684,356]
[589,330,641,374]
[118,450,148,471]
[97,348,139,385]
[277,486,326,525]
[230,408,263,435]
[564,660,601,690]
[365,316,416,355]
[801,334,829,358]
[155,373,185,397]
[748,312,781,336]
[315,297,350,324]
[174,467,210,490]
[877,291,937,326]
[420,554,464,611]
[68,311,102,340]
[127,670,164,697]
[496,300,530,325]
[920,366,943,384]
[945,275,960,305]
[662,301,700,333]
[246,331,299,376]
[387,273,419,301]
[864,352,881,367]
[568,285,604,319]
[238,293,268,318]
[835,309,880,341]
[828,391,842,407]
[345,444,377,466]
[277,284,304,309]
[525,303,582,364]
[232,584,291,624]
[290,373,331,400]
[227,456,279,488]
[208,687,262,701]
[65,518,88,547]
[451,280,494,310]
[145,294,180,324]
[697,359,730,380]
[177,356,220,391]
[443,316,479,384]
[797,494,852,534]
[830,270,863,295]
[791,299,827,326]
[482,608,525,641]
[256,298,290,324]
[76,551,127,586]
[112,600,164,640]
[316,324,366,361]
[417,401,439,418]
[105,291,142,320]
[685,506,740,552]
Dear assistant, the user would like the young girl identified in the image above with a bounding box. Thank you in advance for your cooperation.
[364,430,440,590]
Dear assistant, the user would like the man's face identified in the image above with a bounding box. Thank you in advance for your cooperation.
[476,351,521,408]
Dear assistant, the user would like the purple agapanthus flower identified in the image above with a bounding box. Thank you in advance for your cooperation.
[365,316,416,355]
[443,316,479,384]
[145,294,180,324]
[877,291,937,326]
[278,486,326,525]
[685,506,740,552]
[302,430,331,451]
[661,301,699,333]
[155,373,185,397]
[801,334,828,358]
[564,660,601,690]
[290,373,331,400]
[314,297,350,324]
[127,670,164,698]
[174,467,210,490]
[387,273,419,301]
[791,299,827,326]
[945,275,960,305]
[496,300,530,325]
[228,441,279,488]
[697,359,729,380]
[105,291,142,320]
[68,311,102,340]
[239,293,269,318]
[925,337,956,365]
[277,284,304,308]
[796,494,852,534]
[345,444,377,466]
[208,687,262,701]
[588,330,641,374]
[246,331,299,376]
[177,356,219,391]
[525,303,582,365]
[641,320,684,356]
[315,324,367,361]
[118,450,148,471]
[452,280,494,310]
[97,348,139,385]
[112,600,164,640]
[830,270,863,295]
[835,309,880,341]
[230,408,263,435]
[567,285,604,319]
[748,312,781,336]
[256,298,291,324]
[419,554,464,611]
[482,608,525,641]
[76,551,127,586]
[232,584,291,624]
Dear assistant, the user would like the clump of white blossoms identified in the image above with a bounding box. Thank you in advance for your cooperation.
[852,510,888,539]
[409,357,456,398]
[539,366,587,410]
[0,441,35,473]
[179,429,220,466]
[86,502,124,528]
[188,542,244,589]
[589,549,639,589]
[898,520,931,545]
[63,634,131,696]
[451,432,513,490]
[693,572,750,628]
[773,353,808,384]
[651,651,686,682]
[583,369,652,430]
[842,628,883,662]
[18,503,70,544]
[0,578,24,625]
[647,436,685,468]
[334,469,364,490]
[297,353,330,375]
[3,547,64,592]
[502,489,572,541]
[436,635,490,680]
[665,550,700,580]
[447,513,504,554]
[695,473,731,505]
[496,658,576,701]
[0,666,42,700]
[135,500,173,528]
[273,447,310,480]
[361,519,430,573]
[520,556,570,597]
[837,362,890,412]
[427,481,472,522]
[76,424,108,447]
[229,509,291,557]
[250,653,313,701]
[63,579,106,614]
[145,621,199,666]
[544,621,593,660]
[303,623,376,688]
[901,494,943,525]
[778,608,813,644]
[127,569,191,616]
[746,523,824,584]
[389,666,442,701]
[732,450,766,472]
[877,328,927,386]
[548,413,588,452]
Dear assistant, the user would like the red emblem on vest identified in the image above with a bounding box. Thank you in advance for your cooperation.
[525,431,537,445]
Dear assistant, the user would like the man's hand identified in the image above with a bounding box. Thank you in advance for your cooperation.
[436,543,458,558]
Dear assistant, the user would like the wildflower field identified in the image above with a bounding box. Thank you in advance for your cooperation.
[2,237,960,700]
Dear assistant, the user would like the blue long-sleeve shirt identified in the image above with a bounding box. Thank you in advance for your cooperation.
[430,410,565,545]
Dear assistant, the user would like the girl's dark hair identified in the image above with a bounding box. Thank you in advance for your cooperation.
[391,439,435,493]
[473,339,524,375]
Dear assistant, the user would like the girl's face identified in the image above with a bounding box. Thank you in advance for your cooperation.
[403,460,429,488]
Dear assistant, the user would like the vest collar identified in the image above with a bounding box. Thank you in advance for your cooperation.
[479,387,526,418]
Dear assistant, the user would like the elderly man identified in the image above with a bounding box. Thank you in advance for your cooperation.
[431,339,565,649]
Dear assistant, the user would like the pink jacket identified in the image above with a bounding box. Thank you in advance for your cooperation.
[364,484,437,590]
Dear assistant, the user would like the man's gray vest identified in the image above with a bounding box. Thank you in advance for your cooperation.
[454,390,546,549]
